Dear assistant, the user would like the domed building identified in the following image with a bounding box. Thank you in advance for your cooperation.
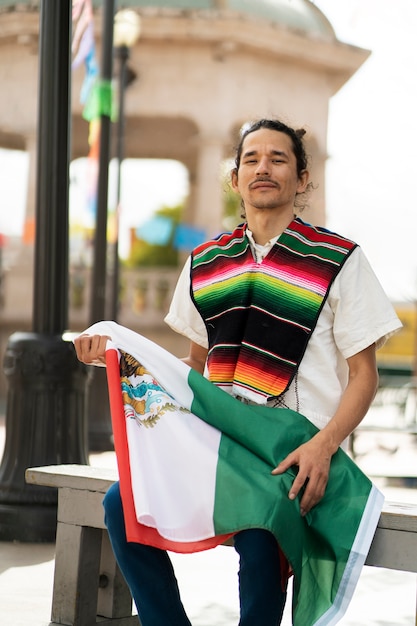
[0,0,369,389]
[0,0,369,233]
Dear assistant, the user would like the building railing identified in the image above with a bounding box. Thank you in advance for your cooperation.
[69,266,181,331]
[0,265,185,400]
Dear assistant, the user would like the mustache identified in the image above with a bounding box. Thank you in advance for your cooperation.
[249,177,278,189]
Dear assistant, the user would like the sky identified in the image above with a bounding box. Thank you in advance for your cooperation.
[312,0,417,301]
[1,0,417,300]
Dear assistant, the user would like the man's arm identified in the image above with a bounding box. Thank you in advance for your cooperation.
[272,343,379,516]
[181,341,208,375]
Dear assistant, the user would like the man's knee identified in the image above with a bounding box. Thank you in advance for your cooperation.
[103,481,123,529]
[234,528,279,564]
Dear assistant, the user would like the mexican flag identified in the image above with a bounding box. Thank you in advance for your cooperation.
[81,321,383,626]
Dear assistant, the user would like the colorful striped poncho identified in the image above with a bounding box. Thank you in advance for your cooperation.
[191,218,357,403]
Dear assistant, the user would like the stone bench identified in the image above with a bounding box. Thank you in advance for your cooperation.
[25,464,417,626]
[26,465,136,626]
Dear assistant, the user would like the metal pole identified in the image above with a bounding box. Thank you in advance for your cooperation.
[109,44,128,322]
[89,0,115,325]
[87,0,116,452]
[32,5,70,334]
[0,0,89,542]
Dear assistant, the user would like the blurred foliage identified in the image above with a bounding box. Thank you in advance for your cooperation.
[126,204,182,268]
[126,173,243,268]
[222,176,242,231]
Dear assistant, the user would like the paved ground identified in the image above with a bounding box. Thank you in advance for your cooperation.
[0,401,417,626]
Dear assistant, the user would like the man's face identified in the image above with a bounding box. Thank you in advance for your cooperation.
[231,128,308,215]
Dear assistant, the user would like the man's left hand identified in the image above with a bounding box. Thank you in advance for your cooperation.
[271,435,333,516]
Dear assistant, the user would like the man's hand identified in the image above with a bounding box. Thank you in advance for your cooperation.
[272,344,379,516]
[74,334,111,365]
[271,433,334,517]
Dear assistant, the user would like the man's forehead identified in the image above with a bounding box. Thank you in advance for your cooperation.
[241,129,293,154]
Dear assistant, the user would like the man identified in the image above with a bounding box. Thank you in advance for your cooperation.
[75,118,401,625]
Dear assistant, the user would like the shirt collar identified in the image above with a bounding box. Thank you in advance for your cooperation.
[246,227,280,263]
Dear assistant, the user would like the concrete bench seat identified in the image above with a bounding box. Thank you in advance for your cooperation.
[26,465,136,626]
[25,464,417,626]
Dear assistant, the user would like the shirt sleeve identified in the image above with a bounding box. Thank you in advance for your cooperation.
[164,256,209,348]
[329,247,402,359]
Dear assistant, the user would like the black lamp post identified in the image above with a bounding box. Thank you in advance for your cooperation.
[87,5,141,451]
[0,0,89,542]
[86,0,116,453]
[109,9,141,322]
[89,0,115,329]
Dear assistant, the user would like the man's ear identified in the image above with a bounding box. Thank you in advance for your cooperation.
[231,168,239,192]
[297,170,309,193]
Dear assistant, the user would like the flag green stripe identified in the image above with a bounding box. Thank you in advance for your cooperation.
[188,369,374,626]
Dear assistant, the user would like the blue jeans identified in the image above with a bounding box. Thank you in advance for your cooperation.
[103,482,287,626]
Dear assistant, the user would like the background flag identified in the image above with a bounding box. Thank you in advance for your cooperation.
[136,216,174,246]
[173,223,207,251]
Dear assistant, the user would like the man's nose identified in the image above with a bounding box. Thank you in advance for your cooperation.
[255,157,271,175]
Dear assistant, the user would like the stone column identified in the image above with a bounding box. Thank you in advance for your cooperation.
[189,133,227,238]
[1,135,37,327]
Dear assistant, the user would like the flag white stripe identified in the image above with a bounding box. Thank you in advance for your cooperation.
[314,484,384,625]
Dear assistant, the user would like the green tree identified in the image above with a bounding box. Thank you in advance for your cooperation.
[126,204,182,268]
[222,177,242,231]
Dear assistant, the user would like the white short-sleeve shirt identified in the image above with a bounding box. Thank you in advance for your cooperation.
[165,244,401,435]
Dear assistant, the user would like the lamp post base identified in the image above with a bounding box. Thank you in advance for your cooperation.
[0,332,89,542]
[0,502,57,542]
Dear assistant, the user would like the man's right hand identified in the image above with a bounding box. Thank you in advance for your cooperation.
[73,334,111,365]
